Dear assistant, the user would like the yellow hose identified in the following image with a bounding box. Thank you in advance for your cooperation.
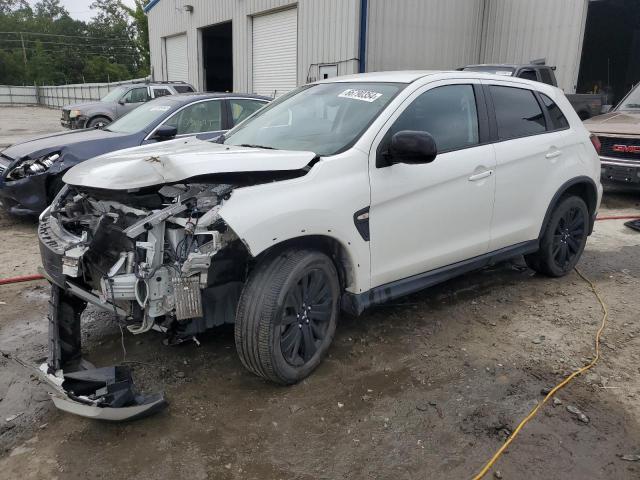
[471,268,608,480]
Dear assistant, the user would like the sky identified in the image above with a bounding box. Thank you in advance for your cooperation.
[28,0,138,21]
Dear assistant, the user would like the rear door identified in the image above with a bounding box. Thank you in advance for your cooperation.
[368,80,497,288]
[485,81,575,250]
[227,98,269,127]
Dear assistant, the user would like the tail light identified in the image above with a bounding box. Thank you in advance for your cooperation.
[590,134,601,155]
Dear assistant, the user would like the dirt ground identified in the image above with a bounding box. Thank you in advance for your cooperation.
[0,106,62,148]
[0,189,637,480]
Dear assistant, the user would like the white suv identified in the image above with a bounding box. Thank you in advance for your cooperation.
[40,71,602,390]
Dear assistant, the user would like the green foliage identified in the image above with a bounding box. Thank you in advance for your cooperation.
[0,0,150,85]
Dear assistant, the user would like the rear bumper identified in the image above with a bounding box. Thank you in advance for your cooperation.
[600,157,640,186]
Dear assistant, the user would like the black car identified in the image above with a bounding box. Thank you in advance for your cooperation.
[0,93,269,215]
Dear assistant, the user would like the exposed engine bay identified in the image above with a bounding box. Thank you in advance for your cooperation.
[37,179,260,420]
[41,181,251,339]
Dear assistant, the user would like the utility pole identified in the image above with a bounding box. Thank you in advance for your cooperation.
[19,32,27,69]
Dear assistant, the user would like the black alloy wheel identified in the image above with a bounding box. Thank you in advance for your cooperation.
[525,195,589,277]
[280,269,334,366]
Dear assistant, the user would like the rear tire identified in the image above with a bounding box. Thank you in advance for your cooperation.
[235,249,340,385]
[525,195,589,277]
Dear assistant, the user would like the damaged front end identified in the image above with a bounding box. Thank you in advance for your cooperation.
[38,181,250,420]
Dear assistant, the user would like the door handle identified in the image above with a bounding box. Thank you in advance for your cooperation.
[545,150,563,159]
[468,170,493,181]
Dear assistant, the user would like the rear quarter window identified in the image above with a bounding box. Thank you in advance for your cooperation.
[490,85,546,140]
[174,85,195,93]
[540,93,570,130]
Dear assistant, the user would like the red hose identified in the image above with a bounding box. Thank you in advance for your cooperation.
[596,215,640,221]
[0,274,45,286]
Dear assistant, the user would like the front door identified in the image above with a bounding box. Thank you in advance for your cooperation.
[116,86,150,117]
[368,81,497,288]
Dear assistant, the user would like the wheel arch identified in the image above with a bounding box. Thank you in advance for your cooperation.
[253,235,357,293]
[538,176,598,239]
[87,113,112,126]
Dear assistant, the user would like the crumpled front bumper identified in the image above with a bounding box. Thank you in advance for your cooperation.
[39,363,168,422]
[38,218,169,421]
[0,172,50,216]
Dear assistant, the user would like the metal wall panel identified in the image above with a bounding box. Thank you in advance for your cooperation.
[365,0,485,72]
[146,0,360,93]
[481,0,589,93]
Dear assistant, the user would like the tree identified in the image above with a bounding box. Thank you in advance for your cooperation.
[0,0,150,85]
[121,0,149,76]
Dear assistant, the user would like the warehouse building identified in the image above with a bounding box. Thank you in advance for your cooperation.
[144,0,640,102]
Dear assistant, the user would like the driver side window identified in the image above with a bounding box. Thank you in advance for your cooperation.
[122,87,150,104]
[386,84,480,153]
[164,100,222,135]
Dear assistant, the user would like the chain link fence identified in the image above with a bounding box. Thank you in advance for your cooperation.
[0,77,150,108]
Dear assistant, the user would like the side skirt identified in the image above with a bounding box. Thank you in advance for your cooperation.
[341,240,539,316]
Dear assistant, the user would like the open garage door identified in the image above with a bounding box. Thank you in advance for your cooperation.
[577,0,640,105]
[165,34,189,82]
[252,8,297,97]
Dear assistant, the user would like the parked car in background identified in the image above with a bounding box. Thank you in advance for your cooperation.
[38,71,601,420]
[585,82,640,187]
[0,93,269,215]
[60,81,196,129]
[462,61,606,120]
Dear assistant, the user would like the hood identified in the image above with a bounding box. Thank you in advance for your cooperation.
[584,111,640,136]
[62,101,107,111]
[1,128,131,162]
[63,137,317,190]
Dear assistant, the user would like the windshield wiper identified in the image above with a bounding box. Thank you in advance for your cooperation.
[239,143,275,150]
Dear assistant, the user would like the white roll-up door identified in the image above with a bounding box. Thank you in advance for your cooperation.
[252,8,298,97]
[165,34,189,82]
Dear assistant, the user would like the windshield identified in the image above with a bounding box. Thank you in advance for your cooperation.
[106,99,174,134]
[224,82,404,155]
[101,86,128,102]
[463,66,515,77]
[617,83,640,111]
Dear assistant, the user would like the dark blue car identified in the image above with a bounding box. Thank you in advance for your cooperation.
[0,93,269,215]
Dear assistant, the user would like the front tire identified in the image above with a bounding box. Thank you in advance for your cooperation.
[525,195,589,277]
[235,249,340,385]
[86,116,110,129]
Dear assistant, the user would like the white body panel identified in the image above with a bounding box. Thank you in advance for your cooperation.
[63,138,315,190]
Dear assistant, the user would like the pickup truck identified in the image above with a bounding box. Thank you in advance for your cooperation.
[462,62,606,120]
[585,82,640,187]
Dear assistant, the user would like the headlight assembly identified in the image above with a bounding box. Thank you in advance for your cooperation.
[6,152,60,181]
[69,110,82,118]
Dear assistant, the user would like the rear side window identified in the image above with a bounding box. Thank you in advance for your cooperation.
[388,84,479,152]
[540,93,569,130]
[518,69,538,82]
[174,85,194,93]
[490,86,546,140]
[539,69,555,86]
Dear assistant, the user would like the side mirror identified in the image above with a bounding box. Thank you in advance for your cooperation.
[118,99,125,105]
[380,130,437,167]
[152,125,177,140]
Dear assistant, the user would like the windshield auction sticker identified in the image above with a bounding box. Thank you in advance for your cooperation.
[339,89,383,102]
